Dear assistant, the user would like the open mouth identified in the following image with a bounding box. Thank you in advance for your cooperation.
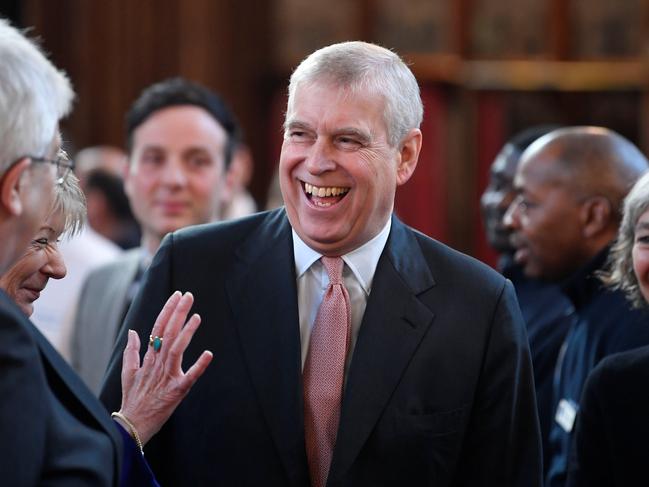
[303,181,350,208]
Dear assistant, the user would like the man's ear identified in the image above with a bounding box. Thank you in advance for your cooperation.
[123,158,134,199]
[0,158,30,217]
[580,196,612,238]
[396,128,422,187]
[220,160,236,205]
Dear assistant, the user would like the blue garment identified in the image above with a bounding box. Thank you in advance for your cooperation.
[545,248,649,487]
[0,287,159,486]
[114,422,160,487]
[504,258,573,477]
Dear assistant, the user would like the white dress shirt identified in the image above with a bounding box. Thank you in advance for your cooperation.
[293,218,392,375]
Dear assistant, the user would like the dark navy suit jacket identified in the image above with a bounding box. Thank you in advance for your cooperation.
[0,289,121,486]
[0,288,158,486]
[568,345,649,487]
[101,209,542,487]
[504,259,573,476]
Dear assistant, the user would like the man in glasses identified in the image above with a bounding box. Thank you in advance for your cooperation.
[0,17,120,484]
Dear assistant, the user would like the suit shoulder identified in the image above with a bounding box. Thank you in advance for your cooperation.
[0,292,43,366]
[410,229,506,291]
[0,292,33,338]
[169,209,287,255]
[593,345,649,383]
[581,344,649,418]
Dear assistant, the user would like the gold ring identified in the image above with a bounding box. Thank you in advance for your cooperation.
[149,335,163,352]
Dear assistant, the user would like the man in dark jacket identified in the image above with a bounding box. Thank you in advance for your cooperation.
[504,126,649,487]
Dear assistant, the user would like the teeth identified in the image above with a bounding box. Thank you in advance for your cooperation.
[304,182,349,198]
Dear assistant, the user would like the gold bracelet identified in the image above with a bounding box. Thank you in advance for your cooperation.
[111,411,143,454]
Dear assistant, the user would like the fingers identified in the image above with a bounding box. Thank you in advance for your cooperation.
[183,350,214,390]
[121,330,141,391]
[159,292,195,362]
[143,290,185,366]
[165,311,201,372]
[148,290,183,342]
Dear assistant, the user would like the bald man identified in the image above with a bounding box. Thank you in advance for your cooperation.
[504,126,649,487]
[481,126,572,476]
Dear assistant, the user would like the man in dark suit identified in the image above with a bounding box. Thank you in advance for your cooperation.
[101,41,542,486]
[0,18,126,484]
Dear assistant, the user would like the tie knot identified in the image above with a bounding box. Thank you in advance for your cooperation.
[321,256,344,285]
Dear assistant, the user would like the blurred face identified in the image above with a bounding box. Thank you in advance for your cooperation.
[126,105,228,250]
[632,208,649,303]
[280,82,414,256]
[480,144,520,253]
[504,155,586,280]
[0,211,66,316]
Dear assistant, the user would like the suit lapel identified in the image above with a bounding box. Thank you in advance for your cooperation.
[329,217,436,482]
[26,317,123,483]
[225,210,308,485]
[105,248,143,335]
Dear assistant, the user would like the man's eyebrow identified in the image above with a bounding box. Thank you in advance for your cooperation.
[283,120,312,132]
[333,127,371,143]
[636,221,649,232]
[140,144,163,150]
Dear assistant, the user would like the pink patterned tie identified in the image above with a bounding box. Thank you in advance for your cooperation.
[303,256,351,487]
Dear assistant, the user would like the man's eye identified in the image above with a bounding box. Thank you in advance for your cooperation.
[32,238,48,248]
[188,155,211,168]
[336,136,364,149]
[142,153,164,165]
[519,198,537,211]
[288,130,306,140]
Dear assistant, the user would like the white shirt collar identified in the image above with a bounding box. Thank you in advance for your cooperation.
[292,218,392,295]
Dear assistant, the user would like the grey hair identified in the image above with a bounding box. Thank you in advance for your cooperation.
[51,170,86,239]
[602,170,649,308]
[0,19,74,173]
[286,41,423,147]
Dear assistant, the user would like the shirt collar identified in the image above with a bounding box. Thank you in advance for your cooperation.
[292,218,392,295]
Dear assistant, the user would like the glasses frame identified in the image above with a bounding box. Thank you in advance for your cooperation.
[27,149,75,184]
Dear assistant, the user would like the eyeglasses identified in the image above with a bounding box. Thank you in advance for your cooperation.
[28,149,75,184]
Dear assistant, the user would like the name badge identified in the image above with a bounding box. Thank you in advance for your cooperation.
[555,398,578,433]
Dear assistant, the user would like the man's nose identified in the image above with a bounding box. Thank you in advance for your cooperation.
[503,197,521,229]
[160,158,188,186]
[304,139,336,174]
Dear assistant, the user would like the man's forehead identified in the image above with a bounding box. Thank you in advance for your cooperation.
[516,153,570,192]
[492,146,519,178]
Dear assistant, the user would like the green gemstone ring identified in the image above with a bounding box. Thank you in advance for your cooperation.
[149,335,163,352]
